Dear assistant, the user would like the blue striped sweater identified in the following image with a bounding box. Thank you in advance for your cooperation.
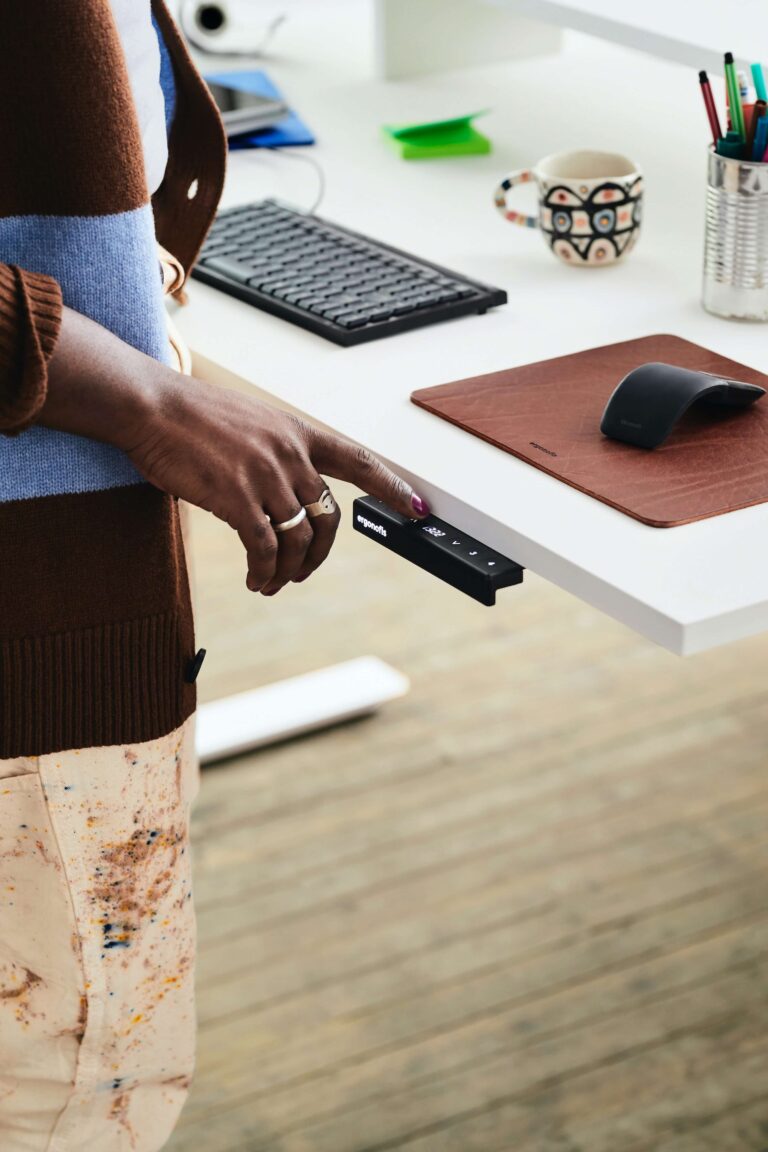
[0,1,226,757]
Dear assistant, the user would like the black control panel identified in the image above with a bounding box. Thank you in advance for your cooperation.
[352,496,524,606]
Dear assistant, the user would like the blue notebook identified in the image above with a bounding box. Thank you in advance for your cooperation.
[206,70,315,149]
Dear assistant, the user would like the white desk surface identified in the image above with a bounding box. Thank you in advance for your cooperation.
[489,0,768,76]
[175,3,768,656]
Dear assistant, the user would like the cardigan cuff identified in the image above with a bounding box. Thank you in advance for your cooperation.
[0,263,63,436]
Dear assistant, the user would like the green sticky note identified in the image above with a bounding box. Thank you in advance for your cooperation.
[382,111,491,159]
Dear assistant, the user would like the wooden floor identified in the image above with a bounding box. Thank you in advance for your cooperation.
[168,481,768,1152]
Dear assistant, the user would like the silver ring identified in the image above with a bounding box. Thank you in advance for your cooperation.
[273,506,308,534]
[304,488,337,518]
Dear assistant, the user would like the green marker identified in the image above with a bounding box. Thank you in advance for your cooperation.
[716,130,746,159]
[725,52,746,140]
[752,62,767,104]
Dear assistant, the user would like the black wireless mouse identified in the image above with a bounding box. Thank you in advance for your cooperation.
[600,362,766,449]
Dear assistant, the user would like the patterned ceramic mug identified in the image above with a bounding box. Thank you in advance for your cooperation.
[493,149,643,266]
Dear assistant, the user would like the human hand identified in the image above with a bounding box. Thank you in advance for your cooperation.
[122,376,430,595]
[39,305,429,595]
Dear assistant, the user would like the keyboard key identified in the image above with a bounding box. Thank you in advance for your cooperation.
[408,295,441,309]
[345,275,380,292]
[201,243,239,258]
[360,293,394,307]
[258,279,296,295]
[218,223,252,237]
[287,282,320,298]
[337,313,370,328]
[250,267,285,285]
[323,304,356,319]
[205,256,263,284]
[321,270,350,285]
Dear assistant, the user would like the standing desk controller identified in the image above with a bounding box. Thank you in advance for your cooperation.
[353,496,524,606]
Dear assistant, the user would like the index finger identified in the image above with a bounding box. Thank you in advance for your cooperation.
[310,430,430,520]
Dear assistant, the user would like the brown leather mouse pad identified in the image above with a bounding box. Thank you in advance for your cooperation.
[411,334,768,528]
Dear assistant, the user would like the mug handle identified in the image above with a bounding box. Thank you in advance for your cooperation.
[493,170,539,228]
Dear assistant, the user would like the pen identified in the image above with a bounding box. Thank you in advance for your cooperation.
[725,52,746,139]
[754,115,768,161]
[752,62,767,103]
[748,99,767,156]
[737,69,750,100]
[699,70,723,146]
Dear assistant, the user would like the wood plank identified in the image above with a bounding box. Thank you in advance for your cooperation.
[173,966,768,1152]
[192,801,768,1025]
[355,1049,768,1152]
[173,915,768,1149]
[184,877,768,1118]
[643,1096,768,1152]
[191,729,766,929]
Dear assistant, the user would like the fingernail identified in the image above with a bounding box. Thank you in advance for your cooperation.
[411,493,430,516]
[293,574,309,584]
[246,575,256,592]
[262,588,278,597]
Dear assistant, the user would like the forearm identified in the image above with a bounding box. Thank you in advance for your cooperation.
[38,304,179,450]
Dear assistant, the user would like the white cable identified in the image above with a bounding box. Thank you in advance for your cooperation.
[264,146,327,214]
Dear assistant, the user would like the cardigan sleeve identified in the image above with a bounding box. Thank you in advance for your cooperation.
[0,263,63,436]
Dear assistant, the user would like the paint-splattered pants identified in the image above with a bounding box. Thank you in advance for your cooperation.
[0,719,199,1151]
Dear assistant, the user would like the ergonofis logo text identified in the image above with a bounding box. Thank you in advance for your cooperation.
[356,514,387,537]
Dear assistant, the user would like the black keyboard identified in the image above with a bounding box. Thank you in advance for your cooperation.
[192,199,507,346]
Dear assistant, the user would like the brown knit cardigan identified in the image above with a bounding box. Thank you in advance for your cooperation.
[0,2,226,757]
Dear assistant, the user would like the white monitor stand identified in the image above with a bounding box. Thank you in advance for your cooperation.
[375,0,766,80]
[374,0,560,79]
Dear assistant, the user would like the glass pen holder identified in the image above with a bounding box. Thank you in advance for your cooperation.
[703,146,768,321]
